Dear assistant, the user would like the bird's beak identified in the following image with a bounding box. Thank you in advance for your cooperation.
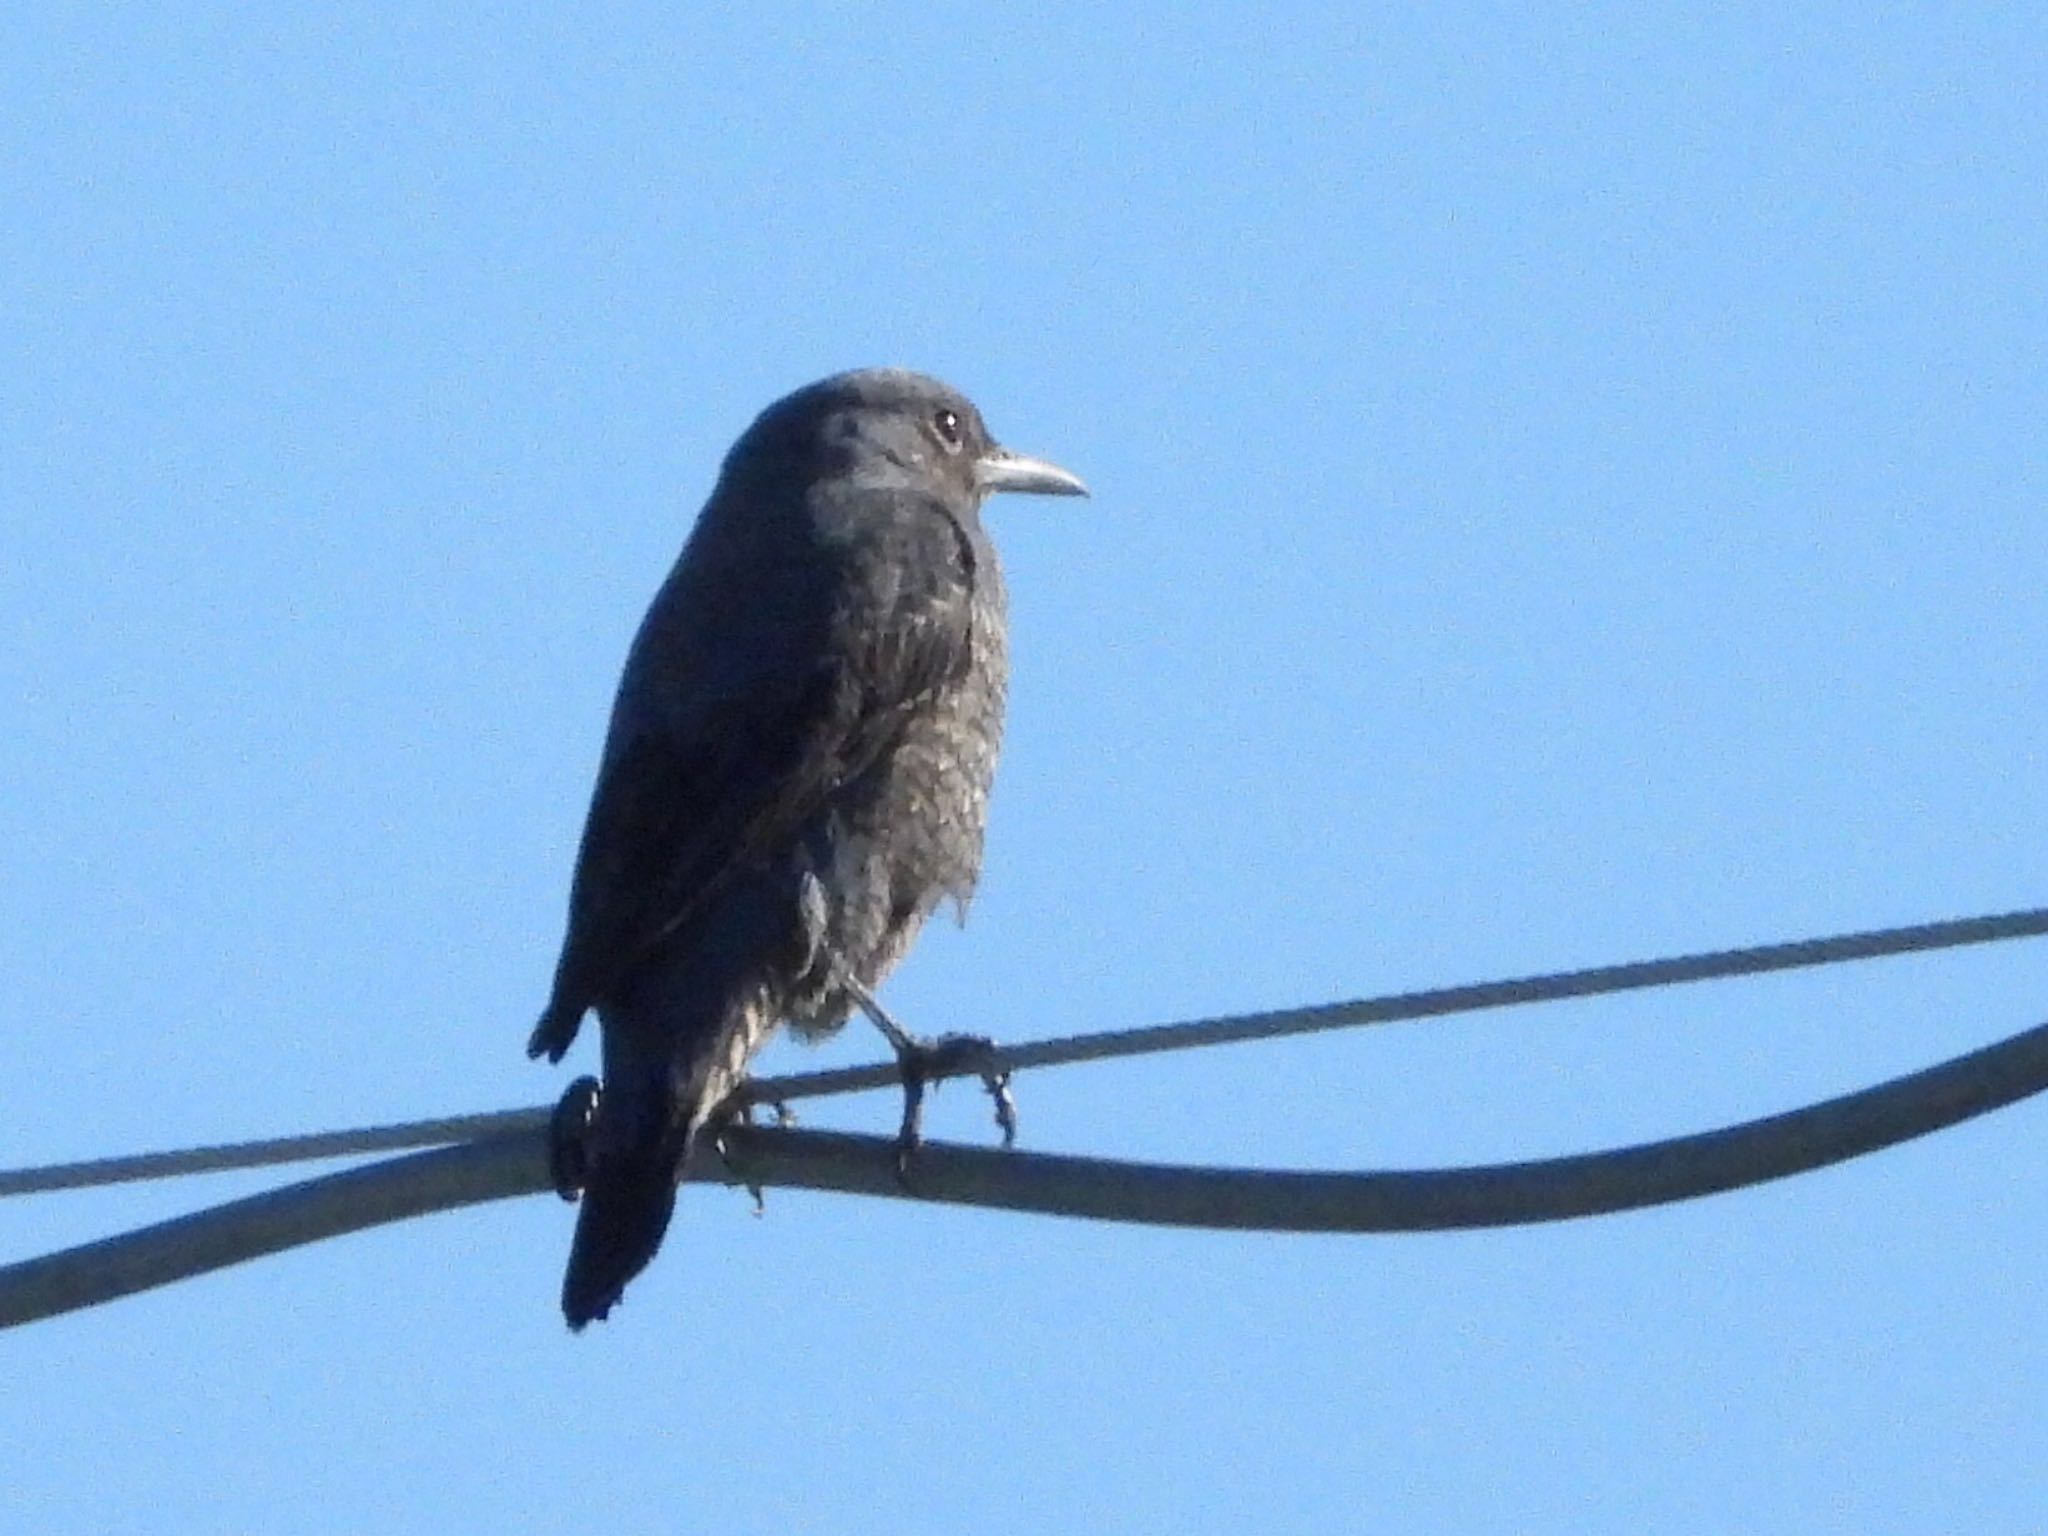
[975,447,1089,498]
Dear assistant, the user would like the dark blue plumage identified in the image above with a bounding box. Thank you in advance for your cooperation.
[531,369,1084,1328]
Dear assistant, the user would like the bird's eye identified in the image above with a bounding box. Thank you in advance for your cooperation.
[931,408,964,451]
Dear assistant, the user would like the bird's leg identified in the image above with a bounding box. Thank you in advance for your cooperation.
[546,1076,603,1202]
[838,973,1018,1182]
[800,873,1016,1163]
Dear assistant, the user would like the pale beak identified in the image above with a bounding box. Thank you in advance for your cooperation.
[974,447,1090,498]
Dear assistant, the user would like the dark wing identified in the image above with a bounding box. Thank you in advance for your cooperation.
[528,493,974,1061]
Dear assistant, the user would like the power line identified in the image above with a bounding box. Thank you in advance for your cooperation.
[0,1109,543,1199]
[7,1012,2047,1328]
[6,903,2045,1199]
[739,902,2048,1110]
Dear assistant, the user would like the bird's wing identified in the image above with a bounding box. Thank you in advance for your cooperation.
[530,497,975,1058]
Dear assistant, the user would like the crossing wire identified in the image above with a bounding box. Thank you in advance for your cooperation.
[6,1011,2048,1328]
[5,902,2045,1200]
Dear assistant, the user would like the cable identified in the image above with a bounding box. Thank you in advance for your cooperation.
[738,903,2048,1109]
[0,1110,545,1199]
[7,1013,2048,1328]
[5,903,2044,1198]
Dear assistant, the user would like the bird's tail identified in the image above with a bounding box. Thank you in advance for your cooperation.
[560,1038,696,1330]
[559,986,773,1330]
[562,1136,681,1331]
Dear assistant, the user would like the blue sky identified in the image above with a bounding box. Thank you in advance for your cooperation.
[4,4,2045,1530]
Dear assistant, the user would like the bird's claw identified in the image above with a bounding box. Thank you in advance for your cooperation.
[547,1076,602,1202]
[709,1103,768,1214]
[986,1069,1018,1148]
[887,1031,1018,1189]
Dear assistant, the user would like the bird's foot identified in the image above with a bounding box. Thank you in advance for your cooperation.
[708,1100,769,1215]
[885,1031,1019,1187]
[839,972,1018,1184]
[547,1076,602,1202]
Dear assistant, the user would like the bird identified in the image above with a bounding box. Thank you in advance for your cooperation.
[528,368,1086,1329]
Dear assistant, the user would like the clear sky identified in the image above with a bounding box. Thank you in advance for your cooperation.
[5,5,2045,1531]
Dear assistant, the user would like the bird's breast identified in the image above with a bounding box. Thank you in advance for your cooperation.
[860,570,1007,896]
[781,543,1010,1033]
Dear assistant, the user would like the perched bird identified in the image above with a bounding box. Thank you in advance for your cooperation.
[530,368,1086,1329]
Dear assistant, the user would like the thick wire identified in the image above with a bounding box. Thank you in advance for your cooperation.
[7,1013,2048,1328]
[5,903,2044,1200]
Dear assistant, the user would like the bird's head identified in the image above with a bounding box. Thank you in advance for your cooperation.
[726,368,1088,510]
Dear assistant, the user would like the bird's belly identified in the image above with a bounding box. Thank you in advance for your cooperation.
[782,702,999,1038]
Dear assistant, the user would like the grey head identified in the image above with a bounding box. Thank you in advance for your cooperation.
[718,368,1088,510]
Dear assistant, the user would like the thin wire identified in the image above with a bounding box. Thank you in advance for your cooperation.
[0,1110,547,1198]
[4,902,2045,1200]
[8,1012,2048,1328]
[741,904,2048,1108]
